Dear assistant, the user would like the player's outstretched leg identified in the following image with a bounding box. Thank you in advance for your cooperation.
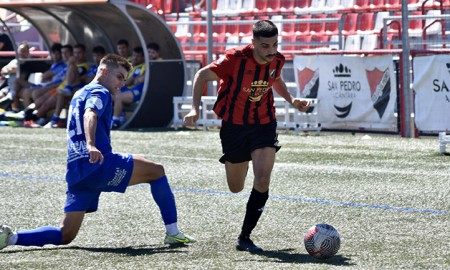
[0,225,62,250]
[149,175,196,244]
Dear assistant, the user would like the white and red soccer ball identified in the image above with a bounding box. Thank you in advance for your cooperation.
[304,223,341,260]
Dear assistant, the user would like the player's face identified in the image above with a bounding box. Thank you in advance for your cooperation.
[117,44,129,58]
[132,52,144,65]
[61,48,72,62]
[252,35,278,64]
[93,53,104,66]
[52,50,62,62]
[147,48,159,60]
[104,66,127,94]
[74,48,86,63]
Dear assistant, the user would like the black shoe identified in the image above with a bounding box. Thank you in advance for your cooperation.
[236,236,263,253]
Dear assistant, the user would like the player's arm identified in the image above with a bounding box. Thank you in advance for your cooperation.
[272,76,310,112]
[183,65,219,125]
[40,69,54,82]
[84,108,103,164]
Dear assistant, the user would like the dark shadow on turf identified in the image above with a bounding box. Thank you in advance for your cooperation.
[240,248,354,266]
[1,244,187,256]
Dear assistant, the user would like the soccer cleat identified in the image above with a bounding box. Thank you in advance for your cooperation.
[23,120,41,128]
[236,236,263,253]
[0,225,13,250]
[164,232,196,244]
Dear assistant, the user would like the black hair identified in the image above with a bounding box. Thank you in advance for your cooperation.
[92,45,106,55]
[117,39,129,47]
[74,43,86,52]
[50,43,62,53]
[253,20,278,39]
[146,42,160,52]
[62,44,73,52]
[133,46,144,54]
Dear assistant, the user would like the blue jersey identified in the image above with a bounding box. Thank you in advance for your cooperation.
[66,82,113,186]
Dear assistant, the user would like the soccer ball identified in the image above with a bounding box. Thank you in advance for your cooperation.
[304,223,341,260]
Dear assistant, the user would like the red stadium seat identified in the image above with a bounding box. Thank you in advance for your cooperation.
[253,0,268,14]
[357,12,375,34]
[312,34,330,48]
[385,0,401,10]
[408,11,423,37]
[239,16,255,37]
[296,14,311,34]
[353,0,370,11]
[282,34,297,50]
[296,0,312,9]
[280,0,297,13]
[370,0,386,11]
[213,17,227,36]
[226,16,240,36]
[310,13,327,35]
[192,16,205,36]
[267,0,282,13]
[282,15,297,36]
[342,13,359,35]
[326,13,343,35]
[213,32,227,53]
[297,34,312,49]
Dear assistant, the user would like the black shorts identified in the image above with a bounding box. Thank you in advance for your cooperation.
[219,121,281,164]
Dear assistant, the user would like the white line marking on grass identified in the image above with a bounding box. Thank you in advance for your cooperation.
[1,173,448,215]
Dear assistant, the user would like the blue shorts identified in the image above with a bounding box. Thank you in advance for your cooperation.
[121,84,143,103]
[64,153,134,213]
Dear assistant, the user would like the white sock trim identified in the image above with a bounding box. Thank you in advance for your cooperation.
[8,232,18,245]
[165,223,179,236]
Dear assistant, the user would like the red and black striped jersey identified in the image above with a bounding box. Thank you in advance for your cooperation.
[210,44,285,125]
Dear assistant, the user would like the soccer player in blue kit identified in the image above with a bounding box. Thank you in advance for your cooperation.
[0,54,195,250]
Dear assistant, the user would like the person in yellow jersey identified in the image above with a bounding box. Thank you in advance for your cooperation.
[46,43,90,128]
[112,46,146,129]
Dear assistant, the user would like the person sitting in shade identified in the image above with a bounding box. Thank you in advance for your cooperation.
[111,46,145,129]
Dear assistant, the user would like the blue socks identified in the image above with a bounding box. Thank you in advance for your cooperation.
[150,175,177,225]
[17,226,62,247]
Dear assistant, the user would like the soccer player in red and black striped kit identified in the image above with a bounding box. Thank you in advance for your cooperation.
[184,20,310,252]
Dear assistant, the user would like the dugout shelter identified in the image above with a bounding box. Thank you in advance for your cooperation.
[0,0,186,129]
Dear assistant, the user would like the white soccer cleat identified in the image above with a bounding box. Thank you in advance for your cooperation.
[164,232,196,245]
[0,225,13,250]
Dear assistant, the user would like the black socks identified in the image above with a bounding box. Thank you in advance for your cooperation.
[240,188,269,238]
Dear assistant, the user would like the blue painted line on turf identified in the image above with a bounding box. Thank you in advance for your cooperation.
[1,173,448,215]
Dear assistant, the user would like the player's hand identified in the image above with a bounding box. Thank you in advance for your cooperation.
[183,109,200,126]
[87,145,104,164]
[292,98,310,112]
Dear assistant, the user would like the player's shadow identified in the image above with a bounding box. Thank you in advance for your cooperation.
[70,244,187,256]
[253,248,354,266]
[1,244,187,256]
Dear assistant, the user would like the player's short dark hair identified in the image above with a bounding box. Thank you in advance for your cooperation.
[50,43,62,53]
[117,39,129,47]
[92,45,106,55]
[74,43,86,52]
[133,46,144,55]
[100,53,132,73]
[253,20,278,39]
[146,42,160,52]
[62,44,73,53]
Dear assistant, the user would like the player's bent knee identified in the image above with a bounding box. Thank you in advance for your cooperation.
[60,231,77,245]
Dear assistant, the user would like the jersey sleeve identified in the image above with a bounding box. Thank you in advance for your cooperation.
[209,53,235,78]
[85,88,109,117]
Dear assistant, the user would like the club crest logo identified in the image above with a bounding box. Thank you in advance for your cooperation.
[333,63,351,77]
[366,67,391,118]
[329,63,358,118]
[243,80,269,102]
